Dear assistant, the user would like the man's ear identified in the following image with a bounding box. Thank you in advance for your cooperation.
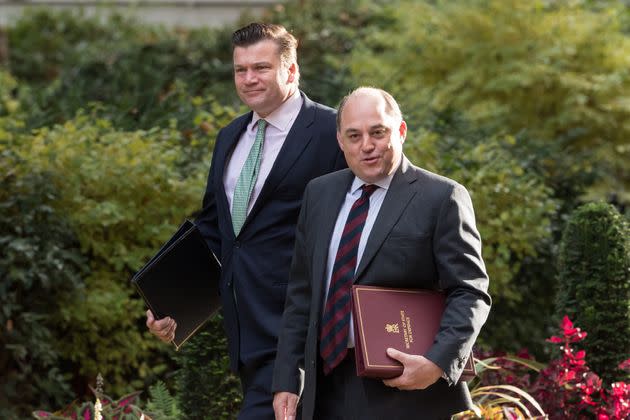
[337,131,345,151]
[287,63,297,83]
[399,120,407,143]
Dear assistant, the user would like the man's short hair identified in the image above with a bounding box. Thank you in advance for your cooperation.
[336,87,403,130]
[232,22,298,67]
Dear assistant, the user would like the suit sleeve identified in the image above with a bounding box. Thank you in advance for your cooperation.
[424,183,491,384]
[272,184,314,394]
[194,131,223,259]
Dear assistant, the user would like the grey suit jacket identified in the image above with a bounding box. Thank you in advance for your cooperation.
[272,157,491,419]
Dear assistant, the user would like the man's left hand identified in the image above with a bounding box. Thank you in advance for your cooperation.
[382,348,443,390]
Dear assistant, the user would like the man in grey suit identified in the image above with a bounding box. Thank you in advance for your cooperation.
[272,87,491,419]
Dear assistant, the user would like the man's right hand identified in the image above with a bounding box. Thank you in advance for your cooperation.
[273,391,299,420]
[146,309,176,343]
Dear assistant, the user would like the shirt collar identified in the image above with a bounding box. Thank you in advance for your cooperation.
[350,171,395,196]
[250,89,302,131]
[349,157,402,195]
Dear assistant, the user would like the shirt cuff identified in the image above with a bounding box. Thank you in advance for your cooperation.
[441,371,453,386]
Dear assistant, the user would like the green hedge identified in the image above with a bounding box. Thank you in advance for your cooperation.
[349,0,630,205]
[0,97,239,414]
[8,9,237,131]
[174,317,242,419]
[0,145,84,419]
[555,202,630,383]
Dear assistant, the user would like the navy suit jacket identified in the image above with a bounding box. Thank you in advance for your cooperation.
[195,92,346,372]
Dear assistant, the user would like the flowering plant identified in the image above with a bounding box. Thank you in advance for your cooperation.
[454,353,547,419]
[32,391,148,420]
[534,316,630,420]
[456,316,629,419]
[32,374,151,420]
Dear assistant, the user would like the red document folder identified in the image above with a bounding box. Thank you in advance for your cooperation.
[351,285,476,381]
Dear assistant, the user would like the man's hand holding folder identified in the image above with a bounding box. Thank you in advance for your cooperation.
[382,349,443,391]
[132,220,221,350]
[146,310,177,344]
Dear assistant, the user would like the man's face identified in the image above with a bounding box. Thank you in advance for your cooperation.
[233,39,296,117]
[337,93,406,184]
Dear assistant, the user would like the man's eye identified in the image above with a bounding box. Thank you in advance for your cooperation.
[372,129,386,138]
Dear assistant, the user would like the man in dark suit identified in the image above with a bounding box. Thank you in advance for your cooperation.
[272,87,491,420]
[146,23,345,419]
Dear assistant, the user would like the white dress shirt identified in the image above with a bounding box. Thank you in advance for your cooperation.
[224,89,303,216]
[322,171,396,347]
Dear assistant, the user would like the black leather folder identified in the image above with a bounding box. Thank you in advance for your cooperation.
[132,220,221,350]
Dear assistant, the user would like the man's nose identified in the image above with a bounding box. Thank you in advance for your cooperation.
[360,136,375,151]
[244,69,258,84]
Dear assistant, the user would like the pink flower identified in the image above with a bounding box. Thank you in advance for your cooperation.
[561,369,576,383]
[560,315,575,332]
[572,331,587,342]
[610,382,628,397]
[582,394,597,405]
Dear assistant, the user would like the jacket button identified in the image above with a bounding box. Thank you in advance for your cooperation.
[234,241,240,248]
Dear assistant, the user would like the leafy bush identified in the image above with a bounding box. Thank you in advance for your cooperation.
[145,380,181,420]
[27,31,237,131]
[350,0,630,204]
[404,126,558,302]
[555,202,630,384]
[7,9,237,131]
[174,316,242,420]
[7,9,155,84]
[6,103,235,401]
[0,70,20,116]
[0,142,85,419]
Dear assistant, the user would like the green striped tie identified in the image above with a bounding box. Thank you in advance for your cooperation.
[232,119,267,235]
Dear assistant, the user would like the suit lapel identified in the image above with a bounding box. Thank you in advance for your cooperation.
[311,171,354,315]
[246,92,316,225]
[215,113,251,239]
[354,158,417,281]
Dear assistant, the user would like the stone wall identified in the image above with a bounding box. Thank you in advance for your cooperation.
[0,0,279,28]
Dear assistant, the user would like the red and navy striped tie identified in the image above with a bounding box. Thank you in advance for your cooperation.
[320,184,378,375]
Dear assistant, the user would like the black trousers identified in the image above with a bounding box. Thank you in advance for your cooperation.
[313,349,467,420]
[238,361,275,420]
[314,349,359,420]
[239,360,302,420]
